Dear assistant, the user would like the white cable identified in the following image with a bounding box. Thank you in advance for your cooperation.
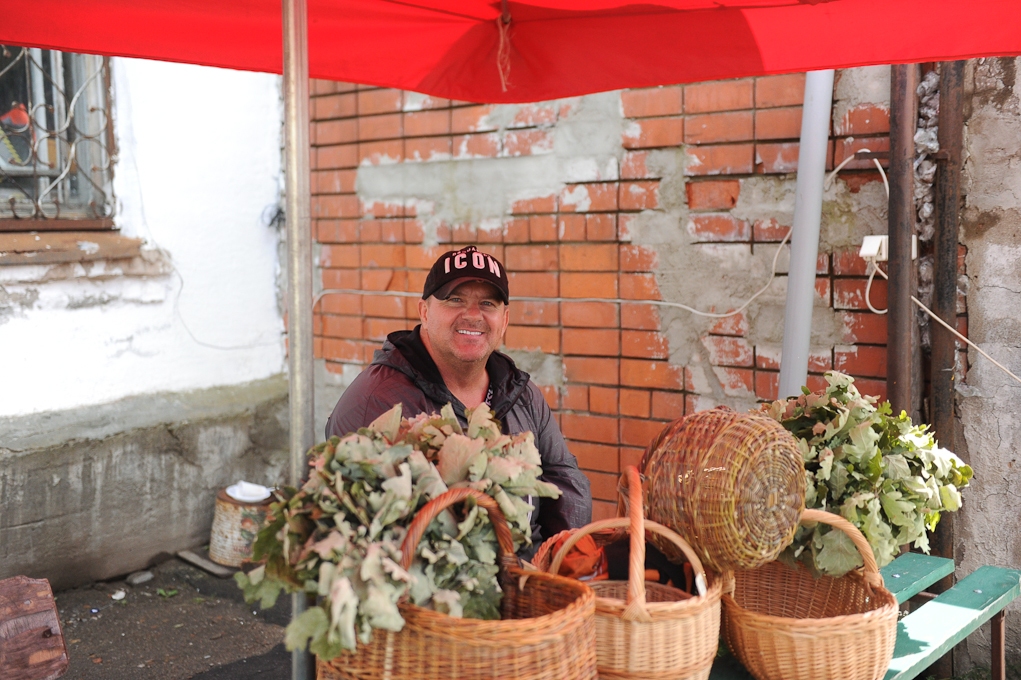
[873,158,890,198]
[824,147,889,197]
[870,265,1021,387]
[864,258,888,315]
[853,160,1019,387]
[314,227,792,320]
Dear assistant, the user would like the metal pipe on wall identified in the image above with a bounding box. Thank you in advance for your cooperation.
[887,64,919,417]
[927,61,966,677]
[932,60,964,467]
[282,0,315,677]
[778,69,835,399]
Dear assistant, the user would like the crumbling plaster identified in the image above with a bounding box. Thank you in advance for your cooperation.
[0,58,285,417]
[832,65,891,131]
[349,70,891,409]
[955,56,1021,671]
[356,93,622,244]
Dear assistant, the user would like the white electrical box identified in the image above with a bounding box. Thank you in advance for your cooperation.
[858,235,917,262]
[860,235,888,261]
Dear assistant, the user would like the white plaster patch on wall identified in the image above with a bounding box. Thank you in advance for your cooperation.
[502,350,564,387]
[972,244,1021,291]
[732,176,796,226]
[622,120,642,144]
[0,59,285,417]
[407,146,452,163]
[402,92,432,112]
[355,91,625,246]
[964,89,1021,212]
[832,65,891,132]
[560,184,592,212]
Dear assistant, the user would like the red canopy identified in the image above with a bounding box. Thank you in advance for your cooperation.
[5,0,1021,103]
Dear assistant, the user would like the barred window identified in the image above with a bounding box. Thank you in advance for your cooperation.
[0,46,114,230]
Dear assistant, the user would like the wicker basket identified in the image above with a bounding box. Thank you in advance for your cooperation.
[643,407,806,572]
[531,526,622,575]
[543,467,721,680]
[318,488,597,680]
[722,508,899,680]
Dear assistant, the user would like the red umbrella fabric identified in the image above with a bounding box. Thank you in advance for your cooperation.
[5,0,1021,103]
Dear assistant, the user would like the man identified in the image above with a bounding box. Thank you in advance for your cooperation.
[326,245,591,553]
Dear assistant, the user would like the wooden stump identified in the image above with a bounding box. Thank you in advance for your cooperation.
[0,576,69,679]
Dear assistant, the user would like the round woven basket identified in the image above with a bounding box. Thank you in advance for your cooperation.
[642,407,805,572]
[722,509,899,680]
[317,488,597,680]
[545,467,721,680]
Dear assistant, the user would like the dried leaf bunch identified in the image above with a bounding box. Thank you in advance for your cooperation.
[235,403,561,660]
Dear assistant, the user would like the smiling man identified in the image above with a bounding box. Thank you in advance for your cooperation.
[326,245,592,553]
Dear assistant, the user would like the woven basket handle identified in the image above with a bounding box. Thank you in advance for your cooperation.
[800,508,884,590]
[398,488,515,571]
[622,465,648,620]
[548,469,709,621]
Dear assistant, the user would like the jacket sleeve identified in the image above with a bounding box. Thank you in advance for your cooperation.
[528,383,592,538]
[325,366,432,439]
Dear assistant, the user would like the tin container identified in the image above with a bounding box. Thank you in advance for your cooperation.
[208,488,273,567]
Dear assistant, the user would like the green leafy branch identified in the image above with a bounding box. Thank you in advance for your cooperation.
[761,371,973,577]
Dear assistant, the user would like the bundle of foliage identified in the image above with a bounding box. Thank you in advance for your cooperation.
[235,403,561,660]
[761,371,973,577]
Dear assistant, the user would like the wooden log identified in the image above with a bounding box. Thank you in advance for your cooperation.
[0,576,69,680]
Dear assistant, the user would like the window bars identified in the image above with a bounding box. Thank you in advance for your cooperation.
[0,46,113,224]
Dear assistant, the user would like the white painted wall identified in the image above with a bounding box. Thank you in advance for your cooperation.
[0,59,285,417]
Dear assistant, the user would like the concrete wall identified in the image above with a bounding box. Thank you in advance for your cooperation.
[0,60,289,586]
[957,56,1021,671]
[0,376,289,590]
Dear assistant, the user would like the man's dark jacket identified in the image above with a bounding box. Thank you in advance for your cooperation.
[326,327,592,554]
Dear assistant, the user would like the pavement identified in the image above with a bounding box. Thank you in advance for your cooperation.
[54,554,291,679]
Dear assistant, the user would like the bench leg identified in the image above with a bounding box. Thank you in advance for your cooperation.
[991,610,1005,680]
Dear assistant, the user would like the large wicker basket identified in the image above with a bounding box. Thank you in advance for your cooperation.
[642,407,806,572]
[543,466,722,680]
[318,488,597,680]
[722,509,899,680]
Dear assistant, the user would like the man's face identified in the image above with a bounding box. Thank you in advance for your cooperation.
[419,280,510,368]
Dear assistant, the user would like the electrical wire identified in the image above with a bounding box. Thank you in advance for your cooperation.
[314,226,792,319]
[824,147,888,195]
[128,142,280,352]
[845,153,1021,389]
[868,262,1021,387]
[864,259,887,315]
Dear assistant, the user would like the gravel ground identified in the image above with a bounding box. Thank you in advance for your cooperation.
[54,555,290,679]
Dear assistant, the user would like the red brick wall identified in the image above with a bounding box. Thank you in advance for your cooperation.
[310,74,895,520]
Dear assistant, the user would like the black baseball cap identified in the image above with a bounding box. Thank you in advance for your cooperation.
[422,245,510,304]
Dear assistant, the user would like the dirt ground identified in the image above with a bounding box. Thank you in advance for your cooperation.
[54,555,291,679]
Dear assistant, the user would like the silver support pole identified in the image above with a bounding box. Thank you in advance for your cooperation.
[29,48,50,199]
[283,0,315,678]
[778,69,835,399]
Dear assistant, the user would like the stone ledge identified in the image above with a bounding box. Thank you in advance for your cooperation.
[0,231,143,266]
[0,374,288,454]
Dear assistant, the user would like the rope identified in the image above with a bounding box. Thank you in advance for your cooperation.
[869,263,1021,387]
[496,0,512,92]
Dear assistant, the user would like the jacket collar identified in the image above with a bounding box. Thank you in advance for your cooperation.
[374,326,531,422]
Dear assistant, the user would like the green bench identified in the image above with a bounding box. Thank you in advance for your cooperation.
[709,553,1021,680]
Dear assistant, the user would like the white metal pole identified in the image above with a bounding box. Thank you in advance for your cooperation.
[282,0,315,677]
[778,69,834,399]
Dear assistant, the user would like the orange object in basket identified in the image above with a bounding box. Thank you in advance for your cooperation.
[549,532,609,581]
